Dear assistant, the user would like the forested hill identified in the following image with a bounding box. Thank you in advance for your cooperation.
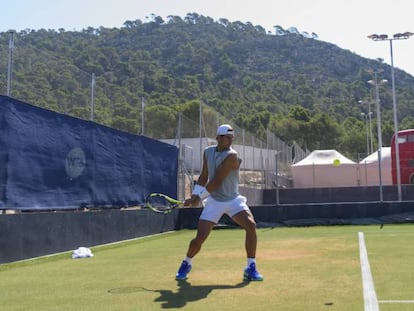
[1,13,414,157]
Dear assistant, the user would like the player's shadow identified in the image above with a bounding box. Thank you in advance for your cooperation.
[108,279,250,309]
[154,279,250,309]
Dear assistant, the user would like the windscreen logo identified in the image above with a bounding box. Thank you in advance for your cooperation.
[65,148,86,179]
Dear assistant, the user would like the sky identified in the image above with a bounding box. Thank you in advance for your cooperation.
[2,0,414,76]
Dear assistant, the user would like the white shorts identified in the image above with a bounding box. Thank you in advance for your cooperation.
[199,195,250,224]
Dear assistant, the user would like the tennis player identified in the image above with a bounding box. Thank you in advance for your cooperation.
[176,124,263,281]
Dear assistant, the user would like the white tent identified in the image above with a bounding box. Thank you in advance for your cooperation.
[291,150,358,188]
[358,147,392,186]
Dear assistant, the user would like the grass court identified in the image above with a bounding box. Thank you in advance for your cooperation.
[1,224,413,310]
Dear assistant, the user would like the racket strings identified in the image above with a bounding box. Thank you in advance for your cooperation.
[147,195,174,213]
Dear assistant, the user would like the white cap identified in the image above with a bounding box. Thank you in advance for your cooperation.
[217,124,234,136]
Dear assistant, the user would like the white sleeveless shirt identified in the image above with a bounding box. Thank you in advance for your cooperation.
[204,145,240,201]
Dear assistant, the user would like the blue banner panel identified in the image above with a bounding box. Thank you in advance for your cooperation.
[0,96,178,210]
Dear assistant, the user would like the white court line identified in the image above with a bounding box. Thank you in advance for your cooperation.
[358,232,379,311]
[7,231,175,264]
[379,300,414,304]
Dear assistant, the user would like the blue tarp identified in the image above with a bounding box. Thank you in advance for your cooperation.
[0,96,178,210]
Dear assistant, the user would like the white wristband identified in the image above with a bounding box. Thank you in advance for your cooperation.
[198,188,210,200]
[192,184,204,196]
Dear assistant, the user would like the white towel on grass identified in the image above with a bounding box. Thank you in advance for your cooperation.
[72,247,94,259]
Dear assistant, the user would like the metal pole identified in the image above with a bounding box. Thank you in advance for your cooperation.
[368,32,413,200]
[368,105,373,154]
[242,129,246,171]
[177,113,185,200]
[364,114,369,155]
[90,73,95,121]
[260,140,264,188]
[359,99,374,154]
[252,136,255,173]
[275,152,279,205]
[389,40,402,201]
[373,71,384,202]
[360,112,369,155]
[141,97,145,135]
[7,30,15,96]
[178,112,182,151]
[199,101,203,173]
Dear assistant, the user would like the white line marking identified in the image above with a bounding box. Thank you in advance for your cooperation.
[359,232,380,311]
[6,231,175,264]
[379,300,414,304]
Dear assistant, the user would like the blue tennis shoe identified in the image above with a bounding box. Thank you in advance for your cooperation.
[176,260,192,280]
[243,262,263,281]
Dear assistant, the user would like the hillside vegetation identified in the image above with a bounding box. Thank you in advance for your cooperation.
[1,13,414,158]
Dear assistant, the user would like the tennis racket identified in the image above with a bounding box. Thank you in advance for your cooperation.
[145,193,184,214]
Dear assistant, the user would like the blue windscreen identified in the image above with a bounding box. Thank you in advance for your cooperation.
[0,96,178,210]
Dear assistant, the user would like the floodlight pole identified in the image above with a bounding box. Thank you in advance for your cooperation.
[389,39,402,201]
[368,32,413,201]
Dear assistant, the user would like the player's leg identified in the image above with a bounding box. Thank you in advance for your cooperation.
[176,220,215,280]
[176,198,222,280]
[231,203,264,281]
[232,209,257,258]
[187,219,216,257]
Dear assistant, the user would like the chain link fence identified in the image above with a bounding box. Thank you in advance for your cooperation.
[155,106,309,199]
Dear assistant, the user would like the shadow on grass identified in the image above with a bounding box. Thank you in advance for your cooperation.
[108,279,250,309]
[155,279,250,308]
